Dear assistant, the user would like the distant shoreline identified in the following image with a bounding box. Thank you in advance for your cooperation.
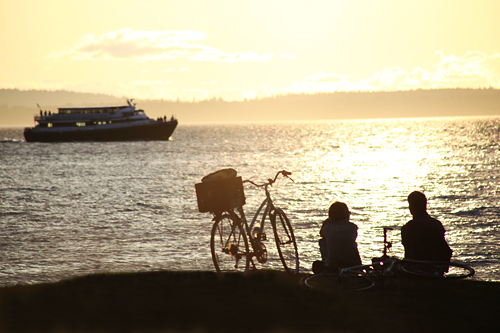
[2,114,500,128]
[2,88,500,126]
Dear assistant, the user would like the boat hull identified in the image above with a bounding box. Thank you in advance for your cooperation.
[23,120,178,142]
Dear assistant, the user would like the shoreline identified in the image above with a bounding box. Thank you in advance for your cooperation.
[0,270,498,332]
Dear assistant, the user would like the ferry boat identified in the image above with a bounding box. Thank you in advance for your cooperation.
[23,100,178,142]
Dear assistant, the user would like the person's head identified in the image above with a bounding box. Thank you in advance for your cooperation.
[408,191,427,215]
[328,201,350,221]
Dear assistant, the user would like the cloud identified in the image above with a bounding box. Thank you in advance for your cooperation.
[286,72,371,94]
[393,51,500,89]
[369,67,407,88]
[432,51,495,84]
[49,28,275,62]
[285,52,500,94]
[39,48,500,101]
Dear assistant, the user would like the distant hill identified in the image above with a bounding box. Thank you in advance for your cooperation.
[0,89,126,126]
[1,88,499,126]
[0,89,125,108]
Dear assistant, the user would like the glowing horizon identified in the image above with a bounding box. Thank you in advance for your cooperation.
[1,0,500,102]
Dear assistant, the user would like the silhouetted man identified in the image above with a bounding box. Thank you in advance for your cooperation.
[401,191,452,262]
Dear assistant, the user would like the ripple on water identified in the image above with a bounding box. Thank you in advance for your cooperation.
[0,117,499,285]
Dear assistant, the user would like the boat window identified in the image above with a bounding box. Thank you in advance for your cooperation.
[48,123,53,127]
[76,122,86,127]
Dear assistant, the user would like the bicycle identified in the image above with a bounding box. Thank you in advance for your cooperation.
[195,169,299,275]
[303,226,475,291]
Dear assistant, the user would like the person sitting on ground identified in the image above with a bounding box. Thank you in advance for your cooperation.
[401,191,452,262]
[313,201,362,274]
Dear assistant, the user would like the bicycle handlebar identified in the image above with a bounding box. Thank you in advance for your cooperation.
[243,170,294,188]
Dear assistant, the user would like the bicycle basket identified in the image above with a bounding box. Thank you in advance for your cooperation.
[195,170,245,213]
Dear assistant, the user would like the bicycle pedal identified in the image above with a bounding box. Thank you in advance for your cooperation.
[228,243,239,257]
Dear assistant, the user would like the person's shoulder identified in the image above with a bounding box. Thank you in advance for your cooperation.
[321,217,332,226]
[322,219,355,230]
[321,219,333,229]
[401,219,418,233]
[347,221,358,229]
[427,216,445,229]
[420,213,443,225]
[402,219,415,228]
[428,215,442,223]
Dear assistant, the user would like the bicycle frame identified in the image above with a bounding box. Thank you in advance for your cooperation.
[342,227,474,284]
[207,170,298,274]
[304,225,475,291]
[236,174,286,266]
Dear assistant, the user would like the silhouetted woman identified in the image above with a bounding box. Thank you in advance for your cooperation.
[314,201,362,273]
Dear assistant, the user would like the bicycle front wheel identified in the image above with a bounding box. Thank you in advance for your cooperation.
[398,260,475,279]
[210,212,250,275]
[303,268,375,292]
[270,208,299,274]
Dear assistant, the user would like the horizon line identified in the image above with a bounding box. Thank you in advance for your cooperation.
[1,86,499,103]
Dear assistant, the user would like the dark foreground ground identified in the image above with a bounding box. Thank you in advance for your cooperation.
[0,270,498,332]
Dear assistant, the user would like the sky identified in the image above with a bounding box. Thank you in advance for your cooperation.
[1,0,500,101]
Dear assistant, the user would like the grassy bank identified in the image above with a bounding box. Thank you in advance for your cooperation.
[0,270,498,332]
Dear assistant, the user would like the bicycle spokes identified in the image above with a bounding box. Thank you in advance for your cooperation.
[205,171,297,275]
[271,208,299,274]
[210,213,249,274]
[218,221,238,251]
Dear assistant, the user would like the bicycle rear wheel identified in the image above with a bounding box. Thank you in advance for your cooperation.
[210,212,250,275]
[398,260,475,279]
[270,208,299,274]
[303,268,375,292]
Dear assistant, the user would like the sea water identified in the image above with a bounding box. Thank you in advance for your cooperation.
[0,116,499,286]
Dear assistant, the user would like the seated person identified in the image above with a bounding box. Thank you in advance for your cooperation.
[401,191,452,262]
[313,201,362,273]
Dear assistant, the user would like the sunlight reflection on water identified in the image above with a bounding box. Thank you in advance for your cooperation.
[0,116,499,285]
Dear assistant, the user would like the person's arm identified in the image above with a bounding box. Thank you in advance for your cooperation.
[401,224,414,259]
